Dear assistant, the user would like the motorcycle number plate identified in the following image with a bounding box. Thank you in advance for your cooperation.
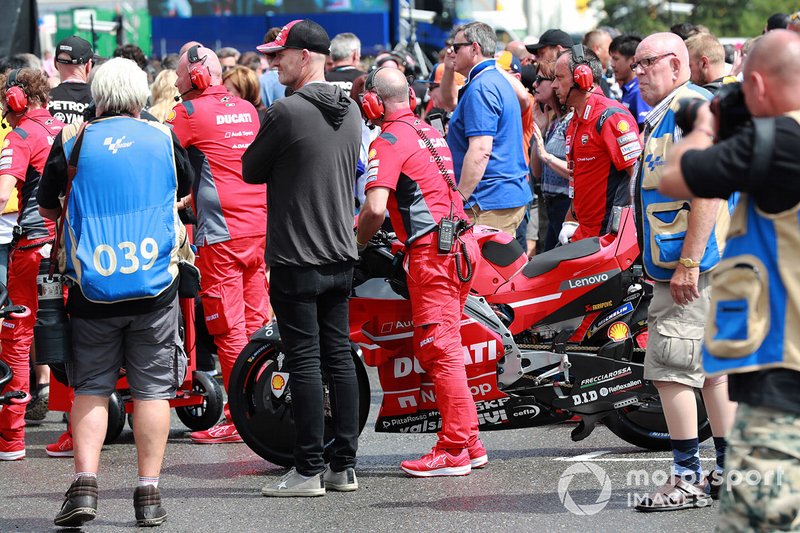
[270,372,290,398]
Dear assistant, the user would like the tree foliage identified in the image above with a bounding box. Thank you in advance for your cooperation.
[593,0,799,38]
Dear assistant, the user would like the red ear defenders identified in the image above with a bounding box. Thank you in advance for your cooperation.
[360,67,417,121]
[571,44,594,91]
[187,45,211,91]
[5,69,28,114]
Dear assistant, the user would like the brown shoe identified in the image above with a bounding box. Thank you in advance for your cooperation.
[634,475,712,512]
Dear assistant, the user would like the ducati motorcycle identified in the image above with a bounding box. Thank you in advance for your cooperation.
[228,207,711,467]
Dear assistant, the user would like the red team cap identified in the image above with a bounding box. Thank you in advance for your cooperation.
[256,19,331,56]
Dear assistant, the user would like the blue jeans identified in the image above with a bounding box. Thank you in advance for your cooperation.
[269,261,359,475]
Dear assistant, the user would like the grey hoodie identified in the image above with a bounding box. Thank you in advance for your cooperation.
[242,81,361,267]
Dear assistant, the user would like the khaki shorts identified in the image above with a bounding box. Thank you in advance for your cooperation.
[469,205,526,237]
[643,276,710,388]
[717,404,800,532]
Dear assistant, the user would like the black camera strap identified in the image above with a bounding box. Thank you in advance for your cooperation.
[750,117,775,183]
[47,122,88,279]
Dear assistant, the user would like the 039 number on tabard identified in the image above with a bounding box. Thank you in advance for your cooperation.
[93,238,159,276]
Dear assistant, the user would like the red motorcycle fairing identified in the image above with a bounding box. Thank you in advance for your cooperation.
[351,276,547,431]
[487,205,640,341]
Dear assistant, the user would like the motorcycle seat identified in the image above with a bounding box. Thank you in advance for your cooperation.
[522,237,602,278]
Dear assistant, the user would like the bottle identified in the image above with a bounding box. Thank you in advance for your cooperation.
[33,259,72,365]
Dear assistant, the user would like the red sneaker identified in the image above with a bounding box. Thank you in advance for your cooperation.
[468,438,489,469]
[400,448,471,477]
[46,431,74,457]
[0,434,25,461]
[190,422,243,444]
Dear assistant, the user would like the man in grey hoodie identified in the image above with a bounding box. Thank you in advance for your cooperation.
[242,19,362,497]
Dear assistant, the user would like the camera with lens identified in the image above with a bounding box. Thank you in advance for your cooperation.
[675,82,751,141]
[33,260,72,366]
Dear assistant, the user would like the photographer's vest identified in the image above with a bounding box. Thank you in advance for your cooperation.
[61,116,181,303]
[704,111,800,375]
[637,83,735,282]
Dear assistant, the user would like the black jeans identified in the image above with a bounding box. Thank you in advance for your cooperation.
[542,193,572,252]
[269,261,359,476]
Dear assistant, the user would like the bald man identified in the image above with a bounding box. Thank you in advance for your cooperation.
[660,29,800,530]
[167,45,270,445]
[505,40,534,65]
[631,32,737,512]
[355,68,485,478]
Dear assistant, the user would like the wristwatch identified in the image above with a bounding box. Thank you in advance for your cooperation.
[678,257,701,268]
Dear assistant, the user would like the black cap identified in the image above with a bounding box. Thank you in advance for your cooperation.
[257,19,331,56]
[526,29,573,53]
[766,13,789,31]
[55,36,93,64]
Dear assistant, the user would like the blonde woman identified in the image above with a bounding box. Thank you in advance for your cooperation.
[222,65,266,123]
[148,68,179,122]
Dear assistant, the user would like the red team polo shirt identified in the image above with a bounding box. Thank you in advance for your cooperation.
[167,86,266,246]
[0,108,63,240]
[365,109,466,246]
[565,91,641,241]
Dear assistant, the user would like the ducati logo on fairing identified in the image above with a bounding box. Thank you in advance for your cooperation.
[560,269,620,291]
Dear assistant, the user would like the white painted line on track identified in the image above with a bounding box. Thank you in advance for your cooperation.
[555,450,716,462]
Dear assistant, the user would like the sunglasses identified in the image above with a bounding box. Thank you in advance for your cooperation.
[534,75,554,84]
[450,41,474,53]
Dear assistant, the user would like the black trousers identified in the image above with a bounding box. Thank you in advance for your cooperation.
[269,261,359,475]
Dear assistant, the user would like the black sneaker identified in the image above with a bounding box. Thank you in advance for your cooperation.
[25,384,49,422]
[134,485,167,527]
[54,476,98,527]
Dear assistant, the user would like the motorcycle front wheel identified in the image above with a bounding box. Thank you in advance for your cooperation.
[228,339,371,467]
[604,390,712,451]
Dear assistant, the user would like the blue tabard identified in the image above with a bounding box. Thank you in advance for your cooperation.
[61,117,181,303]
[637,83,735,282]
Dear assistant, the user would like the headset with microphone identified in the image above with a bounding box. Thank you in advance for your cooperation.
[175,45,211,102]
[571,44,595,92]
[360,67,417,122]
[4,70,28,116]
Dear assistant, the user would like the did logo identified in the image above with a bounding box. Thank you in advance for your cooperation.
[557,462,612,516]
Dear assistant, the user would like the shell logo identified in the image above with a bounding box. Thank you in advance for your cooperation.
[166,109,176,122]
[607,321,630,342]
[368,148,377,160]
[271,374,286,391]
[616,120,630,133]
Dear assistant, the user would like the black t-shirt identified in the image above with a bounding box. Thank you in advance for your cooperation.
[325,66,366,94]
[682,115,800,413]
[48,82,93,126]
[38,115,194,319]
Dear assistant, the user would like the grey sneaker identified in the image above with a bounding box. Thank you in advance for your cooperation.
[261,468,325,497]
[323,467,358,492]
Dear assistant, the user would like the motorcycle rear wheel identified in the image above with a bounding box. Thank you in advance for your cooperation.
[604,390,712,450]
[228,340,371,467]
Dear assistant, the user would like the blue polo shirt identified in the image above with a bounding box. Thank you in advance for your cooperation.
[620,77,651,128]
[447,59,531,210]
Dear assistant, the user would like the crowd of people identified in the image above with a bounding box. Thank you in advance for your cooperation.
[0,8,798,530]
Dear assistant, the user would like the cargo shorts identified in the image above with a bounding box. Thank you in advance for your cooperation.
[69,296,187,400]
[643,275,710,388]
